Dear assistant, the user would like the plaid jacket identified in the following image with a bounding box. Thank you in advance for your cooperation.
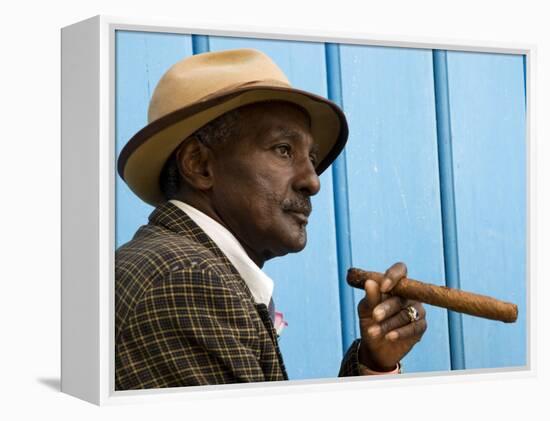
[115,202,362,390]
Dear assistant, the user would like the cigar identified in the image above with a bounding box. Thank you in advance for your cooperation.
[347,268,518,323]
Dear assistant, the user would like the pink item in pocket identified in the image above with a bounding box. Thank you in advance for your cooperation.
[274,311,288,336]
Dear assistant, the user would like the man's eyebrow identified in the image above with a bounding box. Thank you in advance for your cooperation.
[272,127,319,154]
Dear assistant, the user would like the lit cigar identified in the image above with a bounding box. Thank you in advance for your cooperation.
[347,268,518,323]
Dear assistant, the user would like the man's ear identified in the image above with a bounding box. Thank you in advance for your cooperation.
[176,137,214,191]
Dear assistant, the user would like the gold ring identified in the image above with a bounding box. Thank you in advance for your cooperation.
[406,305,419,323]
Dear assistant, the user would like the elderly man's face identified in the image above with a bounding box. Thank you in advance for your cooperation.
[210,101,321,264]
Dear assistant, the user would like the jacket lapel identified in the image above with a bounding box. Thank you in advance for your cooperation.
[149,202,289,380]
[148,202,234,263]
[254,303,289,380]
[148,203,276,324]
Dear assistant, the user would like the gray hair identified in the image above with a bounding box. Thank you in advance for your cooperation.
[159,108,241,199]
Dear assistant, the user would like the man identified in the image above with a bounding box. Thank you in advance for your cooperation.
[115,48,427,390]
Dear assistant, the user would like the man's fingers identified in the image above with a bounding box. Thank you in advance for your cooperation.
[380,262,407,293]
[372,296,408,322]
[365,279,381,310]
[385,318,428,342]
[378,302,426,335]
[358,279,380,319]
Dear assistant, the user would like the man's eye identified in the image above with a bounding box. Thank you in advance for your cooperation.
[309,154,318,166]
[275,144,291,158]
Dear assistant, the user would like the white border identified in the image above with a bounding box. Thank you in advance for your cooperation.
[63,14,535,406]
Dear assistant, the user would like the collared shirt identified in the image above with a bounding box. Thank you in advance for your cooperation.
[169,199,274,307]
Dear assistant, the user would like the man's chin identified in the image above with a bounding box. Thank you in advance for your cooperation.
[263,235,307,261]
[280,232,308,254]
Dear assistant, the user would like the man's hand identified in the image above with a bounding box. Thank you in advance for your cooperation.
[357,262,427,371]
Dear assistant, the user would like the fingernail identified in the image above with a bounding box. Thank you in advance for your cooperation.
[386,332,399,341]
[381,278,392,292]
[368,326,381,337]
[373,308,385,320]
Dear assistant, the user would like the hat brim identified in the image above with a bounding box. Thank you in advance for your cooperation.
[118,84,349,206]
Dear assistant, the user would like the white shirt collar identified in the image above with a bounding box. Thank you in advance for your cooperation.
[169,199,274,306]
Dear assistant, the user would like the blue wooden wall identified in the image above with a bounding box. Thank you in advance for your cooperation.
[115,30,527,380]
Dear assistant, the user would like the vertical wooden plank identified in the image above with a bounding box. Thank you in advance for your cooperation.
[446,51,526,369]
[209,36,343,380]
[115,30,193,247]
[433,50,466,370]
[192,34,209,54]
[326,44,357,353]
[523,54,527,108]
[340,44,451,373]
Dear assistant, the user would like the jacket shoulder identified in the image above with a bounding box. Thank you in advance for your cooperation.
[115,223,233,338]
[116,223,223,278]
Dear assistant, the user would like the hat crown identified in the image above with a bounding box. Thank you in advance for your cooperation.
[148,48,291,123]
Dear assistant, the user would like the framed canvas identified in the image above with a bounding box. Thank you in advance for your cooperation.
[61,15,532,405]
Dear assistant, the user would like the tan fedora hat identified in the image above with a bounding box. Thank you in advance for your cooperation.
[117,48,349,206]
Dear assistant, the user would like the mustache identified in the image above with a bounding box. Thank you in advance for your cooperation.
[282,197,312,217]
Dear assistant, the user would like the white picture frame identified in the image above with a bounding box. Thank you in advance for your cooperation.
[61,14,534,406]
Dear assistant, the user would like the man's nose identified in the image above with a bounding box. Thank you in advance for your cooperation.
[294,157,321,196]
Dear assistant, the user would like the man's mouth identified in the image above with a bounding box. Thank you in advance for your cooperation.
[286,210,309,226]
[285,209,311,228]
[282,197,312,227]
